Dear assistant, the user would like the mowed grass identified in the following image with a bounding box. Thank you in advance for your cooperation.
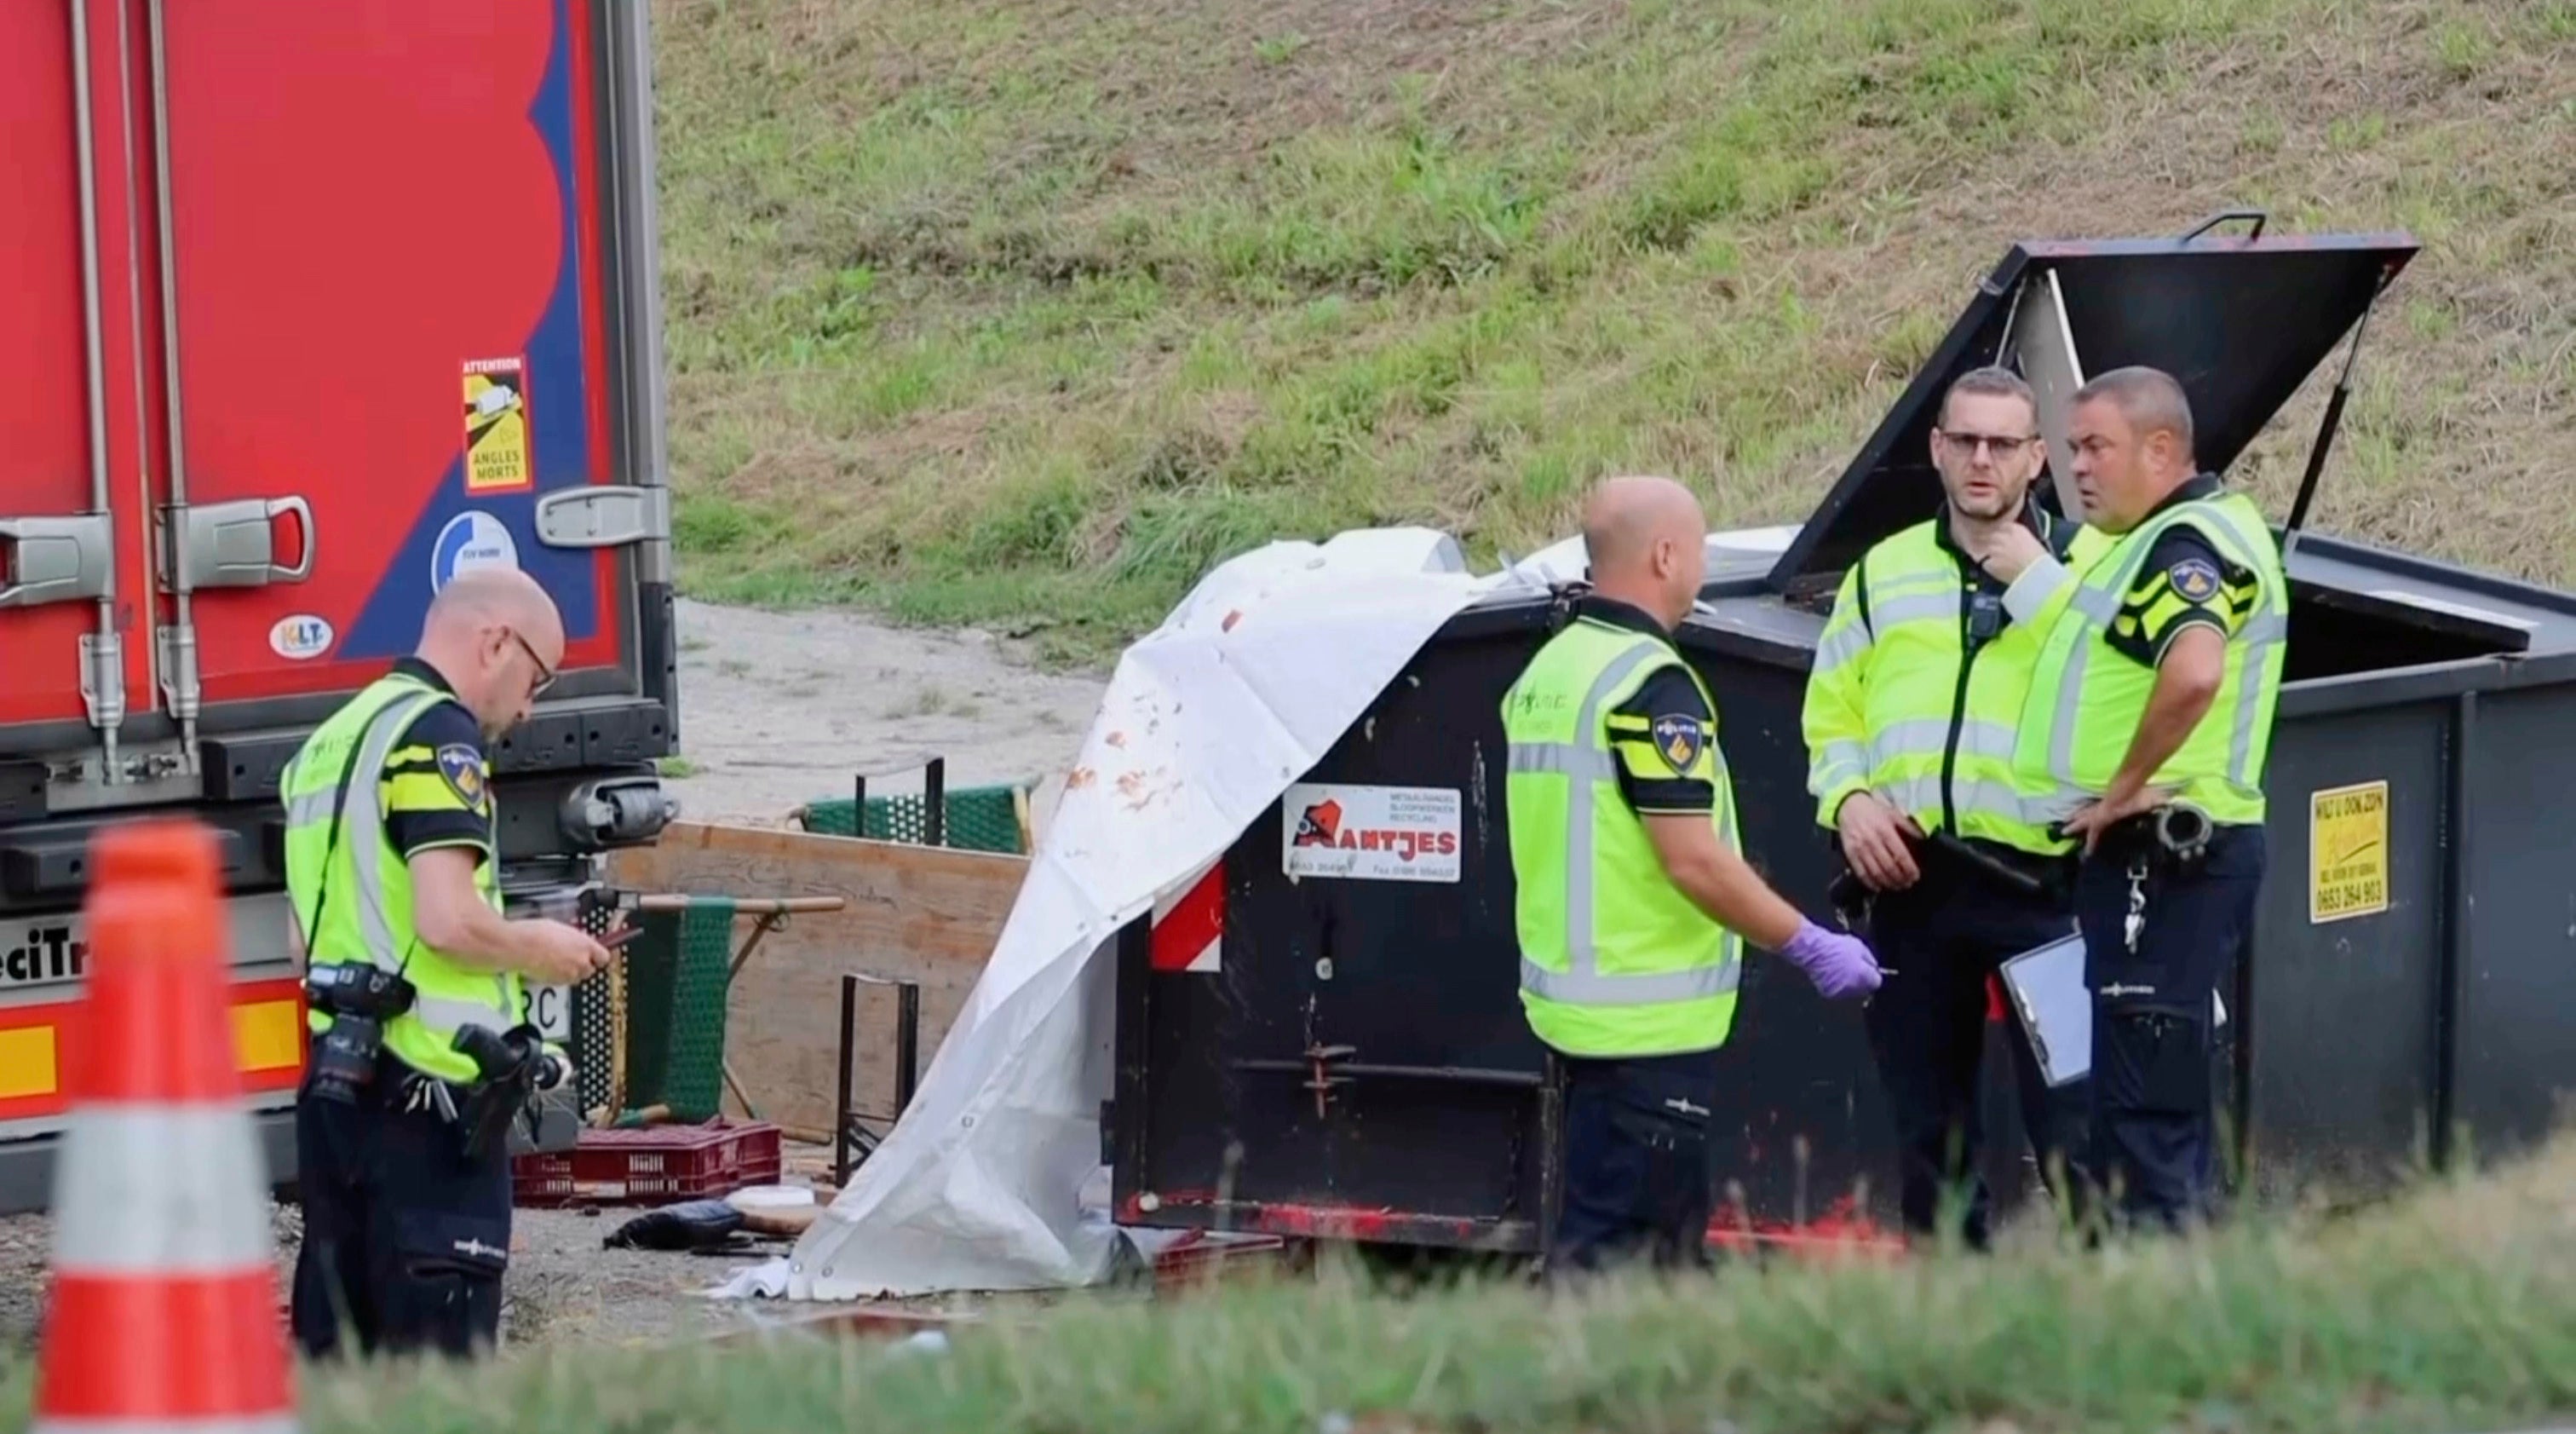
[653,0,2575,662]
[0,1134,2566,1432]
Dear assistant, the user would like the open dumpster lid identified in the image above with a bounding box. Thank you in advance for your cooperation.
[1768,217,2418,592]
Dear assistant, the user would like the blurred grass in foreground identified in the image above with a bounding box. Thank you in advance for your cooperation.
[3,1134,2565,1433]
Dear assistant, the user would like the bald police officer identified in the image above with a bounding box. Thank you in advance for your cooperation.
[285,568,617,1359]
[1504,475,1883,1276]
[2013,367,2287,1233]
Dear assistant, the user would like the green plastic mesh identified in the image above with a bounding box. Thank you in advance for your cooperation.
[797,781,1026,854]
[616,908,681,1117]
[664,900,737,1122]
[615,900,736,1123]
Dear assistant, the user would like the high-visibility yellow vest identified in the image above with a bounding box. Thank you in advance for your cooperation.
[2015,489,2289,826]
[1501,617,1742,1059]
[1803,516,2110,857]
[283,671,522,1085]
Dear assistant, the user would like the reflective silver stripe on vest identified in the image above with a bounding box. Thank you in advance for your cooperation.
[1511,642,1742,1008]
[1811,739,1870,796]
[340,692,445,974]
[1868,717,2017,771]
[1868,568,1959,602]
[2230,612,2289,783]
[2046,504,2284,790]
[1813,622,1872,677]
[2069,585,2124,625]
[1865,591,1959,631]
[1878,773,2039,829]
[417,991,518,1032]
[2187,515,2290,787]
[282,788,337,826]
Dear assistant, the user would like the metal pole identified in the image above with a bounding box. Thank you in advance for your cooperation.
[853,775,867,838]
[923,757,946,847]
[146,0,202,770]
[67,0,124,781]
[894,981,920,1118]
[834,973,858,1185]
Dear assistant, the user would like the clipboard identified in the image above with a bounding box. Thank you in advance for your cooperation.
[1998,932,2090,1087]
[1998,932,2234,1090]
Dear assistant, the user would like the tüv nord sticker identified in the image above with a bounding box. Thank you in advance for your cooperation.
[269,614,335,660]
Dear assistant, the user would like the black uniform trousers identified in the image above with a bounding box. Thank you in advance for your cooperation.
[1550,1045,1722,1276]
[290,1043,515,1361]
[2074,820,2266,1233]
[1859,842,2090,1247]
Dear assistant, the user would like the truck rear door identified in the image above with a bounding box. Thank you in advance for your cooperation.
[155,0,641,729]
[2,0,163,788]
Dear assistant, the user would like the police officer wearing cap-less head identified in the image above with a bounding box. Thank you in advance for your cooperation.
[1504,475,1884,1276]
[2013,366,2286,1233]
[1802,366,2108,1248]
[285,567,618,1359]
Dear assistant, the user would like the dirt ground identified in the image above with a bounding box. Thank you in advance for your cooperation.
[657,596,1107,827]
[0,600,1110,1355]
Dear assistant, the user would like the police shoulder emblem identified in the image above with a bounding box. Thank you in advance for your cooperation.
[435,743,488,809]
[1649,713,1706,773]
[2169,556,2222,603]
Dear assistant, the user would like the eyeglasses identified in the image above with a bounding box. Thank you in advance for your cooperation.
[1936,429,2040,459]
[506,628,557,698]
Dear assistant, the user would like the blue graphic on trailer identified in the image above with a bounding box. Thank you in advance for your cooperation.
[341,0,604,659]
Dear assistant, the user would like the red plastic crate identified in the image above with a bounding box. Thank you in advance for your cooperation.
[512,1120,783,1207]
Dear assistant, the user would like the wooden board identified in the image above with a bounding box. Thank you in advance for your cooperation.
[607,821,1026,1136]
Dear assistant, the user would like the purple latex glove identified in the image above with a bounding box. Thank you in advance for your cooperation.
[1777,918,1883,999]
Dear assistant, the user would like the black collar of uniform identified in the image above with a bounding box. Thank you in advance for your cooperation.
[2141,471,2225,522]
[392,655,461,698]
[1932,492,2065,562]
[1573,594,1671,639]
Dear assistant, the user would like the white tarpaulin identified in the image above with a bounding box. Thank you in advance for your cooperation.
[719,521,1800,1302]
[764,527,1523,1299]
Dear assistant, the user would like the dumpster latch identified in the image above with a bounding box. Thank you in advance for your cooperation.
[1302,1044,1356,1119]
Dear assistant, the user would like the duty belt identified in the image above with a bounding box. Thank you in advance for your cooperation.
[307,1034,478,1124]
[2096,801,2217,956]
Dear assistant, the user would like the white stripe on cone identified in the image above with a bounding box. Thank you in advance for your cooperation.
[50,1104,275,1276]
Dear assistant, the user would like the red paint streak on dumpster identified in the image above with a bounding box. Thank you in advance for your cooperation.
[1708,1194,1906,1261]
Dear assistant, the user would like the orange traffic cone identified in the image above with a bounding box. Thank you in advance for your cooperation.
[33,817,298,1433]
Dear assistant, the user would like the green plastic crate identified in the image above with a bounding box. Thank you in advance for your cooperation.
[797,780,1027,855]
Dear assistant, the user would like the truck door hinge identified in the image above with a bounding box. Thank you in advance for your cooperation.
[534,486,670,549]
[163,497,313,590]
[157,620,204,770]
[0,514,116,609]
[79,631,126,736]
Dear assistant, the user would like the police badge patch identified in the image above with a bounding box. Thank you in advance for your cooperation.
[435,743,488,810]
[2169,556,2222,603]
[1650,713,1706,773]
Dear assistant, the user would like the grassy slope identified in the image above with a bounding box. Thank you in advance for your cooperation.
[653,0,2574,663]
[1,1134,2562,1432]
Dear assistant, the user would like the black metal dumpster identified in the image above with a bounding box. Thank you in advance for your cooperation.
[1107,217,2576,1253]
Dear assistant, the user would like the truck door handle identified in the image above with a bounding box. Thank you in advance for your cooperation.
[0,513,116,609]
[166,495,313,589]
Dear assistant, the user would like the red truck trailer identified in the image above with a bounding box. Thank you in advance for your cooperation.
[0,0,679,1211]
